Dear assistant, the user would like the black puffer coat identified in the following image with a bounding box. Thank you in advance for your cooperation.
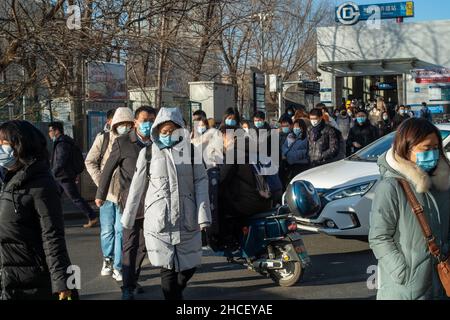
[0,160,73,300]
[51,134,77,181]
[346,120,379,154]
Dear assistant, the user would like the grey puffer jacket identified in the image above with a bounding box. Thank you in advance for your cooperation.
[121,107,211,272]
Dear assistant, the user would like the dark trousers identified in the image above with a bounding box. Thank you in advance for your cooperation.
[279,159,290,191]
[57,179,96,220]
[160,267,196,300]
[122,218,146,290]
[286,163,310,183]
[280,161,310,191]
[207,167,220,234]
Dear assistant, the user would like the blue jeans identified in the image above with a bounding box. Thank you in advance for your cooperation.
[100,201,123,271]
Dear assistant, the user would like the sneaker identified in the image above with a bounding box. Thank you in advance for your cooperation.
[135,283,145,294]
[83,217,99,228]
[112,269,123,282]
[101,258,113,276]
[121,287,134,300]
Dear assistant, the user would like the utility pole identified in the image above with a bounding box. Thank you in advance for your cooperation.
[48,99,53,122]
[259,13,264,71]
[270,74,284,118]
[7,102,14,120]
[21,67,26,120]
[278,90,283,119]
[72,54,84,149]
[22,96,26,120]
[257,12,271,71]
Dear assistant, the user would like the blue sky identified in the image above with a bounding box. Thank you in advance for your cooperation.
[334,0,450,22]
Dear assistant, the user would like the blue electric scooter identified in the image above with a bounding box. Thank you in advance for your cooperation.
[220,180,321,287]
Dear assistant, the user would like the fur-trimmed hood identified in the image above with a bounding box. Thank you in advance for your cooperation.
[378,147,450,193]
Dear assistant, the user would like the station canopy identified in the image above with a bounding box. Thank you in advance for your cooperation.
[318,58,438,77]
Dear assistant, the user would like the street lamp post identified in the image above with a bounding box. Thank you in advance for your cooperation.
[256,12,272,71]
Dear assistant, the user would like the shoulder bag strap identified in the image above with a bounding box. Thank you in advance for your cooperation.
[397,178,442,259]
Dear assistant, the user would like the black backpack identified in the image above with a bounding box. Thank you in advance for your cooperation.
[70,142,86,175]
[54,137,85,175]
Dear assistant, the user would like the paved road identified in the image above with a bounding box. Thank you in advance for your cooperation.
[65,219,377,300]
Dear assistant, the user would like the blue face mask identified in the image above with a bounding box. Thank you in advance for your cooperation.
[416,149,440,172]
[288,111,293,116]
[293,128,302,136]
[0,145,16,169]
[225,119,236,127]
[281,127,290,134]
[356,117,366,124]
[138,121,152,137]
[159,134,175,148]
[254,121,264,129]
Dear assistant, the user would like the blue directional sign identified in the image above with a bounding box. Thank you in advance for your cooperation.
[336,1,414,25]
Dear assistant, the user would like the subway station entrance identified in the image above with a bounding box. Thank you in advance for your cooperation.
[336,74,400,105]
[319,58,421,107]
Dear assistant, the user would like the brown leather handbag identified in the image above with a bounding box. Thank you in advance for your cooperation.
[398,179,450,297]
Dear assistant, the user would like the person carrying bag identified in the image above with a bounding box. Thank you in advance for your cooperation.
[398,179,450,297]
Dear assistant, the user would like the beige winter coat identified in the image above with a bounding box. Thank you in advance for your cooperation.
[85,107,134,204]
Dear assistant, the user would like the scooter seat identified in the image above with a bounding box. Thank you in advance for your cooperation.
[248,209,278,220]
[248,206,291,220]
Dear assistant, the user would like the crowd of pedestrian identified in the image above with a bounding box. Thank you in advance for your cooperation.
[0,95,447,301]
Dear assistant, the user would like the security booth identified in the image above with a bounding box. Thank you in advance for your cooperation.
[189,81,236,124]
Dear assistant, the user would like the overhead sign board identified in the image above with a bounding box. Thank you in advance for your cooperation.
[336,1,414,25]
[371,82,397,90]
[87,61,127,101]
[320,88,332,103]
[252,70,266,112]
[411,67,450,84]
[299,81,320,92]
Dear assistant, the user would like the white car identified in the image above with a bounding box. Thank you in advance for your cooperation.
[287,123,450,240]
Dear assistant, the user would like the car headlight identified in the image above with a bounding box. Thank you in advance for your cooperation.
[324,180,377,201]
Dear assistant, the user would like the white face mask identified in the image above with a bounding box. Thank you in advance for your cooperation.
[243,127,249,133]
[116,125,131,136]
[383,115,389,121]
[197,126,207,134]
[310,120,320,127]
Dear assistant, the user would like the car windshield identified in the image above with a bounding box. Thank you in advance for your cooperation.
[348,130,450,162]
[442,130,450,140]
